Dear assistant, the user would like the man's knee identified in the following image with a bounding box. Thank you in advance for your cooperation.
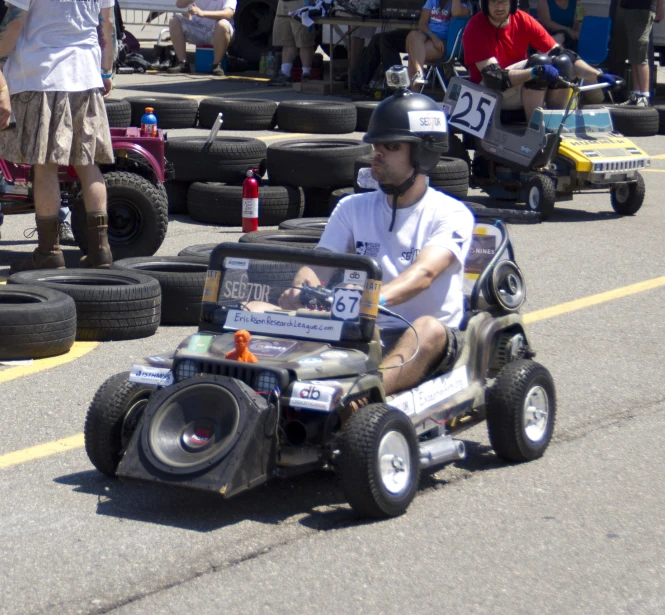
[169,16,181,30]
[215,19,232,34]
[412,316,448,353]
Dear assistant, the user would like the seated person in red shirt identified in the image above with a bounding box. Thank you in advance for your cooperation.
[462,0,620,121]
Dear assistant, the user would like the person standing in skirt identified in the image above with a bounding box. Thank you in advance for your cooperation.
[0,0,116,272]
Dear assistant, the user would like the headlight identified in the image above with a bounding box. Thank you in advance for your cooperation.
[175,359,199,381]
[254,370,280,394]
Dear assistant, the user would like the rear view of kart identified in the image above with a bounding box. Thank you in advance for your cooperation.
[84,221,556,518]
[443,76,650,220]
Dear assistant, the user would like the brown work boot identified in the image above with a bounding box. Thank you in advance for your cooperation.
[80,211,113,268]
[10,216,66,274]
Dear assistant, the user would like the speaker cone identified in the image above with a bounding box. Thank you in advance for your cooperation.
[491,261,525,312]
[143,379,241,475]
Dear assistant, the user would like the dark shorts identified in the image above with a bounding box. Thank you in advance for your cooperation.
[379,324,464,377]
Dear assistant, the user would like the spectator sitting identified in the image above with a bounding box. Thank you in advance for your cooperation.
[537,0,582,50]
[167,0,236,76]
[406,0,471,90]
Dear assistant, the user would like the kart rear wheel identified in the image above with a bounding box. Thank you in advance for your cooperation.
[610,174,645,216]
[525,174,555,221]
[84,372,152,477]
[338,404,420,518]
[486,359,556,462]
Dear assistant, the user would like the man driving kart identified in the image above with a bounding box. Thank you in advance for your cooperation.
[275,82,474,397]
[462,0,621,121]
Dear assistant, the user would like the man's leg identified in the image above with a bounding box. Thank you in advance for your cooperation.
[521,88,547,122]
[545,86,572,110]
[73,164,112,268]
[379,29,409,72]
[351,33,381,91]
[381,316,449,396]
[169,16,187,63]
[212,20,232,65]
[349,36,365,75]
[10,164,65,273]
[299,44,315,79]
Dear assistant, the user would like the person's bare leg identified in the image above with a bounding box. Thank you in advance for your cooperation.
[299,45,314,69]
[74,164,107,213]
[521,88,547,122]
[633,63,649,93]
[33,164,61,218]
[349,36,365,74]
[282,45,298,65]
[213,20,231,64]
[381,316,448,395]
[169,17,187,63]
[406,30,427,85]
[545,87,572,110]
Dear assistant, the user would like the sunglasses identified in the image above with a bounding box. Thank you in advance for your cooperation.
[373,142,402,152]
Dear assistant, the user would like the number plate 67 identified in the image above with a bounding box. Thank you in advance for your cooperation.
[448,85,497,139]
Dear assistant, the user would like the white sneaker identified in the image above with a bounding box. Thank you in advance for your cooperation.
[635,96,650,107]
[619,94,638,106]
[411,71,427,87]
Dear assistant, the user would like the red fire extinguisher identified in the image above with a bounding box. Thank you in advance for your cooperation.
[242,169,259,233]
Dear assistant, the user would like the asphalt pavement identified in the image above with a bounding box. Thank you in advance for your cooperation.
[0,69,664,615]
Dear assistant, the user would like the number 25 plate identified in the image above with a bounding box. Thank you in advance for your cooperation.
[448,85,497,139]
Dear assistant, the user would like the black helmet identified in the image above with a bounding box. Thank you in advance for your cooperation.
[552,53,575,82]
[480,0,518,16]
[363,89,448,174]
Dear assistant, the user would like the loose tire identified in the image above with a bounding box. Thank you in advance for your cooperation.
[238,229,321,249]
[187,183,304,226]
[112,256,208,326]
[446,134,471,171]
[267,139,371,189]
[166,136,267,184]
[164,180,190,215]
[486,359,556,462]
[610,174,645,215]
[428,156,469,199]
[303,187,336,217]
[105,99,132,128]
[338,404,420,518]
[279,217,328,232]
[583,104,659,137]
[276,100,357,134]
[71,172,168,260]
[329,187,354,211]
[0,286,77,360]
[7,269,162,341]
[125,96,199,129]
[84,372,153,477]
[653,104,665,134]
[354,101,380,132]
[178,243,217,263]
[525,174,556,220]
[198,97,277,130]
[232,0,277,64]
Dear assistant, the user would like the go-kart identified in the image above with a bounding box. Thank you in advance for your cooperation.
[84,220,556,518]
[0,127,173,259]
[442,76,651,220]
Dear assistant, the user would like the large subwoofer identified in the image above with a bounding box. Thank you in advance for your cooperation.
[140,376,245,475]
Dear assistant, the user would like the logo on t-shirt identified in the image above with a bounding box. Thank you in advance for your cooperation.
[400,247,421,262]
[356,241,380,257]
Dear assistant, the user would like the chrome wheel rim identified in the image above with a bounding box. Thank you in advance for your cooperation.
[528,186,540,210]
[523,385,549,443]
[378,431,411,495]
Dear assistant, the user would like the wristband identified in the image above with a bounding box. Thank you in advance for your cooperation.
[101,71,113,79]
[379,294,387,306]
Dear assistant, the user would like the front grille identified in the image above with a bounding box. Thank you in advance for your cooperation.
[173,358,288,393]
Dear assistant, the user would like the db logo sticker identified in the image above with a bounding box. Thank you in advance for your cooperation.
[343,269,367,286]
[290,382,338,411]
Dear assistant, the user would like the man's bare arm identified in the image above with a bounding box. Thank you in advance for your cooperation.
[0,4,27,77]
[380,245,456,307]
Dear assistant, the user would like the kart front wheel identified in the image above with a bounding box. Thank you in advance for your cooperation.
[486,360,556,462]
[84,372,152,477]
[526,174,556,220]
[338,404,420,518]
[610,174,645,216]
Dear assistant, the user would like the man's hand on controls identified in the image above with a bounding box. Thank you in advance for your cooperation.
[532,64,560,82]
[278,287,303,310]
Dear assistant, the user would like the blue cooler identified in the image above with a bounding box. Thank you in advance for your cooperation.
[195,46,228,73]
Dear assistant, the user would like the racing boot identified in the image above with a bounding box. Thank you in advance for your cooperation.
[9,216,65,273]
[80,211,113,268]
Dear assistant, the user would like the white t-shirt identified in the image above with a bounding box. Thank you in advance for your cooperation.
[3,0,115,94]
[186,0,237,31]
[318,188,475,329]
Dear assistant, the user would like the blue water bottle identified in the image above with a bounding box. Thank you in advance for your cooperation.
[140,107,158,137]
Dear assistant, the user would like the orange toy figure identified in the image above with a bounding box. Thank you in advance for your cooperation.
[225,330,258,363]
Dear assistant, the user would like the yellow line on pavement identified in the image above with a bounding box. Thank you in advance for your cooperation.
[257,133,310,142]
[640,169,665,172]
[0,342,99,384]
[523,276,665,324]
[650,153,665,159]
[0,435,84,470]
[1,275,665,471]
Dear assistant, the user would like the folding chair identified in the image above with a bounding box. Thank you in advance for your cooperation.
[420,17,469,94]
[577,16,612,66]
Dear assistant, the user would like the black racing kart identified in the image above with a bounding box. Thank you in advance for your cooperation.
[84,220,556,518]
